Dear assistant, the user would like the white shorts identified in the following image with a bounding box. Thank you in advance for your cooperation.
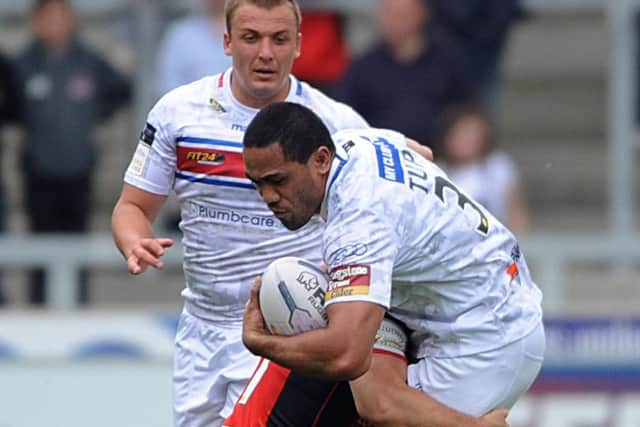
[173,308,260,427]
[407,321,545,416]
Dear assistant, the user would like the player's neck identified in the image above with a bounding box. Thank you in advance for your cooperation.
[230,74,291,109]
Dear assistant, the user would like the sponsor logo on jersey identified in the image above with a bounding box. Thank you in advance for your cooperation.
[139,122,156,145]
[175,137,253,188]
[374,320,407,356]
[373,137,404,183]
[326,264,370,300]
[177,146,244,178]
[185,151,225,165]
[231,123,247,132]
[209,97,227,113]
[188,201,280,228]
[329,243,368,263]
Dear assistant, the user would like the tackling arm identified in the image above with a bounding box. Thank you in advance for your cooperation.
[351,354,509,427]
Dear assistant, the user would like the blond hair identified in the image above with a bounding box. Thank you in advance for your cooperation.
[225,0,302,33]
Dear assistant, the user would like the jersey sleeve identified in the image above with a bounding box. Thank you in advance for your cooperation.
[123,92,178,195]
[373,317,408,362]
[323,135,412,310]
[331,100,369,130]
[303,83,369,133]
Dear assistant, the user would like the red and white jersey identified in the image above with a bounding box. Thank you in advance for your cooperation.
[321,129,543,358]
[124,69,368,321]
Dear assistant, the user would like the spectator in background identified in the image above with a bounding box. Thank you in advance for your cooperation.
[429,0,525,112]
[0,52,19,306]
[290,9,350,98]
[338,0,472,156]
[14,0,131,305]
[156,0,230,94]
[437,104,529,234]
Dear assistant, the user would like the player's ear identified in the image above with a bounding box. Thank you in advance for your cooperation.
[312,146,332,174]
[223,31,232,56]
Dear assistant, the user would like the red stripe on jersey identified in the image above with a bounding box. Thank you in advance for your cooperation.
[176,147,246,178]
[373,348,408,363]
[224,360,292,426]
[311,384,340,427]
[218,71,225,87]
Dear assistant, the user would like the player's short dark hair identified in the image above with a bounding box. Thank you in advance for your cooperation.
[244,102,335,163]
[225,0,301,33]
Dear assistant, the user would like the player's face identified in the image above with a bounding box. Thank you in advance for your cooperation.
[244,143,330,230]
[224,3,301,108]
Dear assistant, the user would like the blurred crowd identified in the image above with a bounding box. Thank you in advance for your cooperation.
[0,0,527,306]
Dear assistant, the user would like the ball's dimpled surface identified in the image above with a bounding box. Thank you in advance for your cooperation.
[259,257,329,336]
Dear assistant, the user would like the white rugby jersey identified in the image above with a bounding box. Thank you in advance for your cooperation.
[124,69,368,321]
[321,129,543,358]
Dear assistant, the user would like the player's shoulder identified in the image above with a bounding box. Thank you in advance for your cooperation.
[294,79,368,133]
[330,129,408,185]
[333,128,407,155]
[152,75,220,113]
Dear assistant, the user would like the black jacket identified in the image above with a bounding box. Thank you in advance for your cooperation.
[14,36,131,177]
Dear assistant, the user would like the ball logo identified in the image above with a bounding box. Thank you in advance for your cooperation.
[259,257,329,335]
[277,281,319,332]
[297,271,319,291]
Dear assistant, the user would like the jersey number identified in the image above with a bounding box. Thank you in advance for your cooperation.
[434,176,489,235]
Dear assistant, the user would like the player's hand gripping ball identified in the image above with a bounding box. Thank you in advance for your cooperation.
[259,257,329,336]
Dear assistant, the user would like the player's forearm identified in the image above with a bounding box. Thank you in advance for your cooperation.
[350,356,488,427]
[379,385,489,427]
[111,200,155,257]
[248,327,370,381]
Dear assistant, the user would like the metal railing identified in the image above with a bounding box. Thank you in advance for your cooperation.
[1,232,639,311]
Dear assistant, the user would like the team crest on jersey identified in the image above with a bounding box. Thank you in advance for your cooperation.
[326,264,370,301]
[209,98,227,113]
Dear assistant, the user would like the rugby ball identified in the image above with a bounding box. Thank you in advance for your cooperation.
[259,257,329,336]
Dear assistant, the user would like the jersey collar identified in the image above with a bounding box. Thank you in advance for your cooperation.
[221,68,303,116]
